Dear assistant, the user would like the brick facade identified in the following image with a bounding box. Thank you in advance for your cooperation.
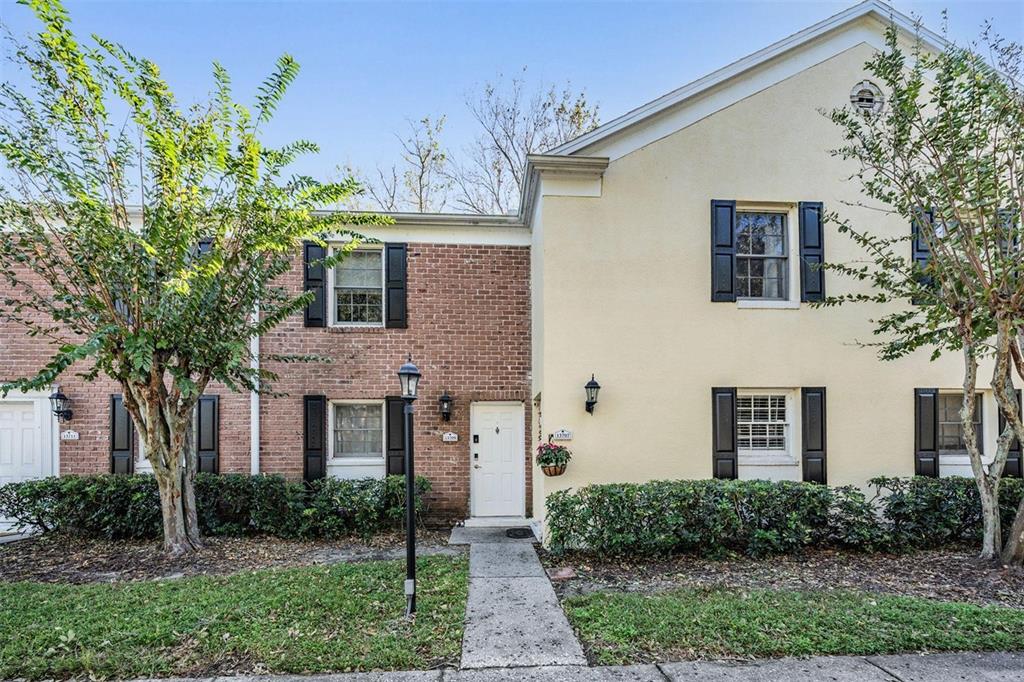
[260,242,532,519]
[0,241,532,521]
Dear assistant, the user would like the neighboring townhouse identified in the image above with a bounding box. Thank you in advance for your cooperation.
[0,0,1018,529]
[0,219,533,523]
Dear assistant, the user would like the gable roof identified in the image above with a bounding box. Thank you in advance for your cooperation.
[549,0,947,159]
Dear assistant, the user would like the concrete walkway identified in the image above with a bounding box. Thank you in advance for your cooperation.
[449,526,587,669]
[147,652,1024,680]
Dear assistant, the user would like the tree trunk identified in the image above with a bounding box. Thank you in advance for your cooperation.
[154,465,197,557]
[978,476,1002,561]
[1003,497,1024,565]
[959,340,1001,560]
[181,437,202,547]
[125,382,204,557]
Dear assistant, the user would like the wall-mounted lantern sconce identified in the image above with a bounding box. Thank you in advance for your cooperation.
[439,391,453,421]
[48,387,73,423]
[584,374,601,414]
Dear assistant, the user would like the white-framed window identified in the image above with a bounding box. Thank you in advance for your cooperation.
[329,246,385,326]
[736,391,795,464]
[736,212,788,300]
[329,400,385,462]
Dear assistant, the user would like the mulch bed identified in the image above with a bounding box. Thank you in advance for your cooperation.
[0,529,457,583]
[541,548,1024,609]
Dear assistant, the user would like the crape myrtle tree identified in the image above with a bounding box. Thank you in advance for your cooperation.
[821,22,1024,564]
[0,0,384,555]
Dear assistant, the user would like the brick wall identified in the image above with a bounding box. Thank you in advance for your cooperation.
[260,242,533,519]
[0,268,251,476]
[1,242,533,521]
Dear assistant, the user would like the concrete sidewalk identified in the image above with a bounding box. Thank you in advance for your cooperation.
[149,652,1023,681]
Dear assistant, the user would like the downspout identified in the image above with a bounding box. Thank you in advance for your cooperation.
[249,304,260,475]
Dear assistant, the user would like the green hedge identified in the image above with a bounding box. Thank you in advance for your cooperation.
[0,473,430,540]
[546,477,1024,557]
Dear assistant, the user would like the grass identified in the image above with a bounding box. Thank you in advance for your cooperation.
[564,587,1024,665]
[0,555,467,680]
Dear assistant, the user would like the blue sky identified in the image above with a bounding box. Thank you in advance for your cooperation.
[1,1,1021,180]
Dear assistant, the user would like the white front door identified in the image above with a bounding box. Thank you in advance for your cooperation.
[0,397,54,532]
[0,401,50,485]
[470,402,525,518]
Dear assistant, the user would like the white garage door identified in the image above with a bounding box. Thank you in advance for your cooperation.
[0,398,54,532]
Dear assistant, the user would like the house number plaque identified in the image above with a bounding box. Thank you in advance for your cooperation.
[551,429,573,441]
[442,432,459,443]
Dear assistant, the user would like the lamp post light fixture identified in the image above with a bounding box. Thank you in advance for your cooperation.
[584,374,601,414]
[438,391,453,421]
[396,356,421,617]
[48,388,73,422]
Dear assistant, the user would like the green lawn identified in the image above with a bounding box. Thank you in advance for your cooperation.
[564,587,1024,665]
[0,555,467,680]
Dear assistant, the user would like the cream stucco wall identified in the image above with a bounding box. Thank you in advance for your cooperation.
[531,41,1009,519]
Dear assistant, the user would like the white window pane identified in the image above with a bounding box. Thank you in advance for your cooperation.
[335,251,383,287]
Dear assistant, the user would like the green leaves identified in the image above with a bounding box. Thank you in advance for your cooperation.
[822,22,1024,366]
[254,54,299,125]
[0,0,382,404]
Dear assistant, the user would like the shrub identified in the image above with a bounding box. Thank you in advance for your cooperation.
[546,477,1024,557]
[0,473,430,540]
[870,476,1024,550]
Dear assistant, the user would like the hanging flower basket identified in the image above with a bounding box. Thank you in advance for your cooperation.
[537,442,572,477]
[542,463,567,477]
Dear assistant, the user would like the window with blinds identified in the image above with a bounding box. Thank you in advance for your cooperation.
[737,394,788,452]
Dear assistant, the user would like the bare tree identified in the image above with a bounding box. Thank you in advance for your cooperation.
[450,73,600,214]
[352,117,450,213]
[356,71,600,215]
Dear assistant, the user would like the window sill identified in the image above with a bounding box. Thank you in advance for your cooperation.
[736,299,800,310]
[328,458,386,466]
[326,325,387,334]
[738,454,799,466]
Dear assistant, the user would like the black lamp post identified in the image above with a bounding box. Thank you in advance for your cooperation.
[48,388,73,422]
[397,355,421,617]
[585,374,601,414]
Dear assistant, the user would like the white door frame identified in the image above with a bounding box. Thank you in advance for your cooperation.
[469,401,525,518]
[0,389,59,479]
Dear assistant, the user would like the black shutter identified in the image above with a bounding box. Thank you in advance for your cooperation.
[801,387,827,483]
[911,210,934,304]
[385,243,408,328]
[386,396,406,475]
[303,242,326,327]
[711,200,737,302]
[303,395,326,482]
[915,388,940,477]
[712,387,737,479]
[1000,389,1023,478]
[110,395,134,475]
[196,395,219,474]
[798,202,825,302]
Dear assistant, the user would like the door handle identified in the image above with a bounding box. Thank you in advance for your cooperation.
[473,464,481,469]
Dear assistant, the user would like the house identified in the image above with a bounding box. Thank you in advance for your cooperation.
[0,0,1017,529]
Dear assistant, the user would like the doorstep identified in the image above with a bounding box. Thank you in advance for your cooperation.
[461,516,531,529]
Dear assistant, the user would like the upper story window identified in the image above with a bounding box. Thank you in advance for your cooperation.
[737,393,789,454]
[331,402,384,460]
[332,249,384,326]
[938,393,983,455]
[736,212,787,300]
